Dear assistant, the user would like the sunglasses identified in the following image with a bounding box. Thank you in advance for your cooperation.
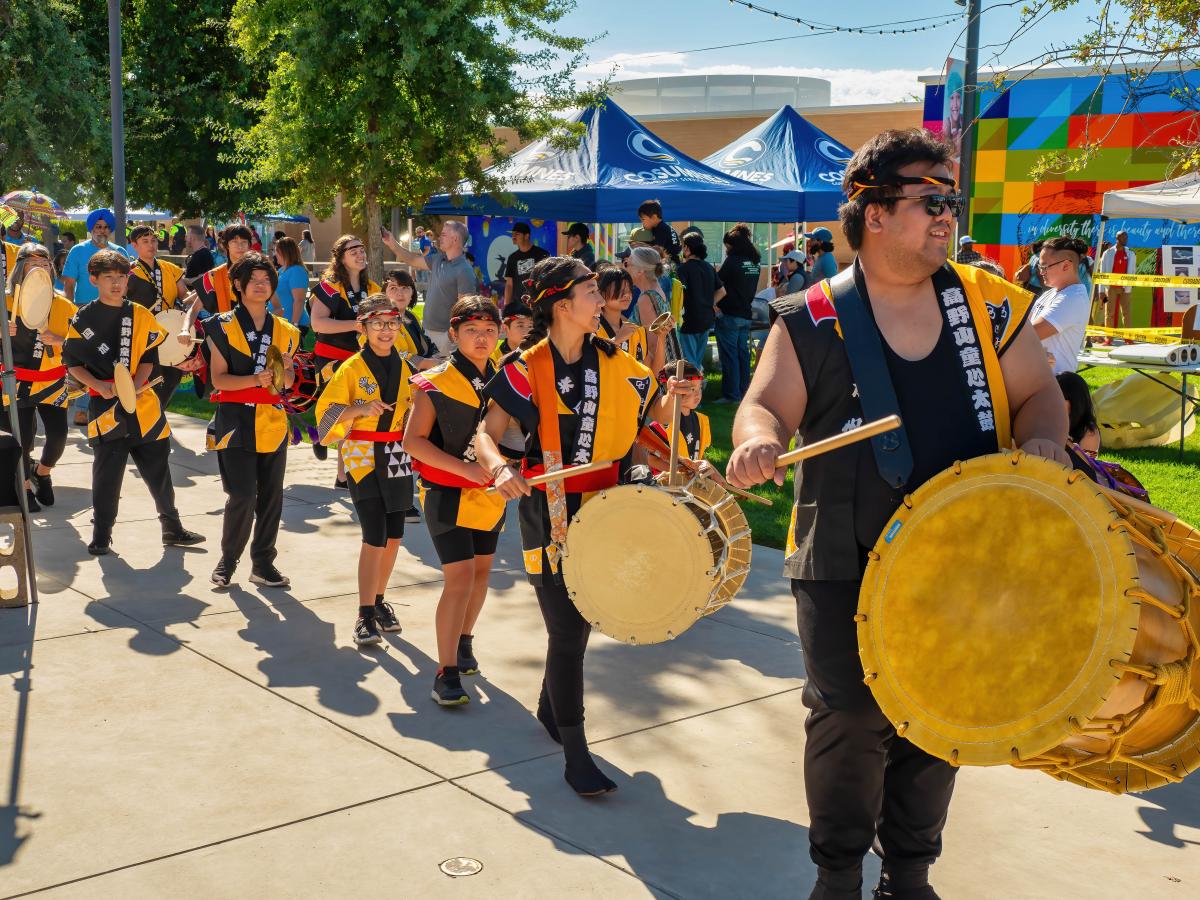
[893,193,965,218]
[1035,257,1069,273]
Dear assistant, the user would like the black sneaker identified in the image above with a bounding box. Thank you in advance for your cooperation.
[250,565,290,588]
[163,527,206,547]
[87,538,111,556]
[457,635,479,675]
[374,601,402,633]
[33,472,54,507]
[211,558,235,587]
[431,669,469,706]
[312,442,328,461]
[334,476,349,490]
[354,614,382,646]
[24,489,41,514]
[405,507,421,523]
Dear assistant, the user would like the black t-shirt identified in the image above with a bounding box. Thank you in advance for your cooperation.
[650,221,681,263]
[504,246,551,288]
[676,258,717,333]
[184,246,215,279]
[717,254,760,319]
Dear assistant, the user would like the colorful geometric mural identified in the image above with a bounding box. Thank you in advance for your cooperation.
[924,68,1200,323]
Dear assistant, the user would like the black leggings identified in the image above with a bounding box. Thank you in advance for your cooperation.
[355,495,406,548]
[534,582,592,729]
[0,404,68,479]
[429,527,499,565]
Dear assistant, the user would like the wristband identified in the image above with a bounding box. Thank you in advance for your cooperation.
[490,462,514,479]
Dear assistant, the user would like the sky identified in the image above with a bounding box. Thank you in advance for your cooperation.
[558,0,1108,105]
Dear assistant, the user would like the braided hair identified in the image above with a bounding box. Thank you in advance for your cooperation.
[517,256,616,356]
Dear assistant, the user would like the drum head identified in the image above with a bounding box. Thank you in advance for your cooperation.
[858,451,1142,767]
[562,484,718,644]
[16,267,53,331]
[112,363,137,414]
[155,309,192,367]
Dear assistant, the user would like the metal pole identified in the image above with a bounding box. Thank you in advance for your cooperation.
[108,0,126,243]
[957,0,982,234]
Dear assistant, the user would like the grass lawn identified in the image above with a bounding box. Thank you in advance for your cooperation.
[168,362,1198,552]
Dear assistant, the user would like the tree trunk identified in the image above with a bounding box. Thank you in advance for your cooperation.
[365,186,383,286]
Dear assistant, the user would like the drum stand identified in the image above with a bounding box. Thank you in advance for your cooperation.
[0,263,41,610]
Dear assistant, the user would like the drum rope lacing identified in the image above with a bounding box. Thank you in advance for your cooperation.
[1010,491,1200,794]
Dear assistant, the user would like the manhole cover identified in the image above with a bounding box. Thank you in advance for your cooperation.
[439,857,483,877]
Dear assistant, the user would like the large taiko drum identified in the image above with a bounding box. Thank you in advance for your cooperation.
[857,451,1200,794]
[561,472,752,644]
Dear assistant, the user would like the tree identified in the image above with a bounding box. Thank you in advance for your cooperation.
[0,1,108,200]
[228,0,603,280]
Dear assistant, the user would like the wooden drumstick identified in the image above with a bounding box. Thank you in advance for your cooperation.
[485,459,613,494]
[667,359,684,487]
[136,375,165,395]
[774,415,902,469]
[642,444,774,506]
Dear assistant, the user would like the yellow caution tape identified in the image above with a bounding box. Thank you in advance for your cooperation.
[1087,325,1185,345]
[1094,272,1200,288]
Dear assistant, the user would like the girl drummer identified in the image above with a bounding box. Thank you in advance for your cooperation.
[382,269,440,372]
[309,234,380,483]
[315,295,415,645]
[2,242,76,510]
[476,256,687,796]
[595,263,648,364]
[403,296,512,707]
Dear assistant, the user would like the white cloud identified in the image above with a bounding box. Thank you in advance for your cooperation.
[582,52,929,106]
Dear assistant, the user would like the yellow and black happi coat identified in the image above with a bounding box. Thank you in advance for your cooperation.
[2,243,17,286]
[315,347,415,513]
[310,278,380,382]
[128,257,185,313]
[490,338,517,366]
[204,305,302,453]
[411,352,507,536]
[773,260,1035,581]
[2,290,76,409]
[62,300,170,446]
[666,409,711,463]
[483,336,658,585]
[597,315,649,364]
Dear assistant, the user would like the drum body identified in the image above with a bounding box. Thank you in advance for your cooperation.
[284,350,319,412]
[858,451,1200,794]
[155,309,195,367]
[15,267,53,331]
[561,472,751,644]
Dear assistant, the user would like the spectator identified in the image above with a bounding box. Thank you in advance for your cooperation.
[299,229,316,263]
[1016,240,1045,297]
[273,236,310,338]
[777,250,808,295]
[1031,236,1092,374]
[714,224,760,403]
[805,227,838,280]
[676,233,722,373]
[183,225,215,280]
[1056,371,1100,455]
[503,221,550,307]
[562,222,596,270]
[956,234,982,264]
[4,210,29,245]
[968,257,1007,279]
[52,249,68,292]
[62,208,128,306]
[156,223,169,249]
[169,221,186,255]
[249,225,263,252]
[626,246,677,374]
[205,225,218,251]
[58,231,78,257]
[637,199,681,263]
[1098,229,1136,340]
[382,220,474,354]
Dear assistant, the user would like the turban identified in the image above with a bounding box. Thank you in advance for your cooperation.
[86,208,116,231]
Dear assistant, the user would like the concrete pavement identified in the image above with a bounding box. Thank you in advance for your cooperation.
[0,414,1196,898]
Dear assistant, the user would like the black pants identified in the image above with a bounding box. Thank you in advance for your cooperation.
[154,366,184,411]
[793,579,957,878]
[93,437,181,541]
[217,445,286,569]
[0,404,68,479]
[534,582,592,728]
[355,494,406,548]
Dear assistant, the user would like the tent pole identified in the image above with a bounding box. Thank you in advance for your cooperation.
[1090,216,1108,326]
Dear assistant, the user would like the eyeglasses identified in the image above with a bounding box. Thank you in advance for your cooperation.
[893,193,965,218]
[365,318,401,331]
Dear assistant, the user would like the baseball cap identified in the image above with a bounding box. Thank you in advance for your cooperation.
[511,221,531,235]
[959,235,975,246]
[561,222,590,239]
[781,250,806,264]
[628,226,655,244]
[802,226,833,241]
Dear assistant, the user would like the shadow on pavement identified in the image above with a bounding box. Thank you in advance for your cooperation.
[1136,777,1200,848]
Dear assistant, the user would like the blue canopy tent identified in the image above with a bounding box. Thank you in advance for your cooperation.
[423,100,797,223]
[701,105,853,222]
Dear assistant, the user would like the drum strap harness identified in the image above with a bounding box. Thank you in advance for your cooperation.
[826,265,914,489]
[135,259,164,312]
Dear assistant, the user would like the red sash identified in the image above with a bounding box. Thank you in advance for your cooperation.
[346,429,404,442]
[413,458,490,489]
[521,461,619,493]
[87,378,113,397]
[210,387,280,404]
[313,341,356,362]
[2,365,66,382]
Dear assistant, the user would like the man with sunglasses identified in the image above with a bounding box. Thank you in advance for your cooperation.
[728,128,1068,900]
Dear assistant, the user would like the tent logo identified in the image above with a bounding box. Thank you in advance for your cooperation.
[721,139,765,169]
[526,143,562,163]
[815,139,852,165]
[628,132,676,163]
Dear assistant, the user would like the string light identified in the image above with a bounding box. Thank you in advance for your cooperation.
[724,0,963,36]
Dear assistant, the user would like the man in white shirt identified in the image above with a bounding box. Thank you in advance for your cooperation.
[1031,236,1092,374]
[1097,230,1137,337]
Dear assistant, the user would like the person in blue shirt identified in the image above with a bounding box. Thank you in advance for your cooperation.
[4,209,30,245]
[272,236,311,339]
[804,227,839,281]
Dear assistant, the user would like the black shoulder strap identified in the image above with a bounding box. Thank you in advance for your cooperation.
[827,263,913,489]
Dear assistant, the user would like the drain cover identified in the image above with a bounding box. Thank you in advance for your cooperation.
[439,857,483,877]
